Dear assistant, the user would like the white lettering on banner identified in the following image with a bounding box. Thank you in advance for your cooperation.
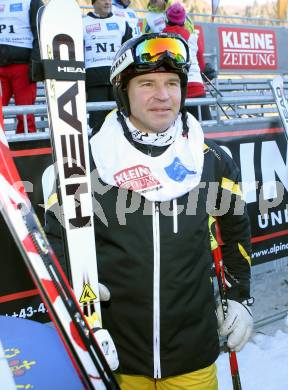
[258,208,288,229]
[261,141,288,199]
[221,141,288,205]
[223,52,276,67]
[240,143,257,204]
[218,27,277,70]
[222,31,274,50]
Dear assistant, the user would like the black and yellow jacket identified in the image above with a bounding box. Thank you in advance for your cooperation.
[44,136,251,379]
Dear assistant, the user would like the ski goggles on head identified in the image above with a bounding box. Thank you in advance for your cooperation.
[110,34,190,84]
[134,36,189,68]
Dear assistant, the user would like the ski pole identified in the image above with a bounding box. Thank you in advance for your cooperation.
[209,217,242,390]
[202,73,249,119]
[213,245,242,390]
[202,73,231,119]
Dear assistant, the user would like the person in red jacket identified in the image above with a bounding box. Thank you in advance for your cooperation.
[0,0,43,133]
[163,3,212,120]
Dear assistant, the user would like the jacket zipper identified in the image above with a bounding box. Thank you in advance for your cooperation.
[172,198,178,234]
[152,201,161,378]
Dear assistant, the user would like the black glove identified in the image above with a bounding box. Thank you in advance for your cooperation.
[202,62,217,81]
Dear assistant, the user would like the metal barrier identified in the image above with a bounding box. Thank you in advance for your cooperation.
[79,6,288,27]
[217,78,288,94]
[3,85,282,141]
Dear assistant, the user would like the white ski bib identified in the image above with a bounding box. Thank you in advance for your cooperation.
[83,14,127,69]
[90,111,204,202]
[112,5,140,37]
[0,0,33,49]
[145,11,166,33]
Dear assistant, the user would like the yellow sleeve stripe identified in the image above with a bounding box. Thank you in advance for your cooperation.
[238,243,252,266]
[208,215,218,251]
[47,193,58,210]
[203,143,209,152]
[221,177,242,197]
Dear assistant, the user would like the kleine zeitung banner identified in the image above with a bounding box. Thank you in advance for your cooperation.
[218,27,278,70]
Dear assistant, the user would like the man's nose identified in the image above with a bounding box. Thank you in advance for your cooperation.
[154,85,170,100]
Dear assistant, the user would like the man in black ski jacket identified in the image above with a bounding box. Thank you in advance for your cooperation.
[83,0,132,134]
[44,33,253,389]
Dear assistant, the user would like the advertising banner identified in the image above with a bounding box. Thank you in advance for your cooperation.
[196,22,288,74]
[218,27,277,71]
[205,119,288,264]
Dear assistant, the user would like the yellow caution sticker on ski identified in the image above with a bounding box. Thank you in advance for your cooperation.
[86,312,102,329]
[79,284,97,303]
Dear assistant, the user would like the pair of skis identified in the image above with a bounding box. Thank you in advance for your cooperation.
[0,97,118,389]
[0,0,119,388]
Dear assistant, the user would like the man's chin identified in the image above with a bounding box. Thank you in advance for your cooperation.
[150,123,174,133]
[149,116,175,131]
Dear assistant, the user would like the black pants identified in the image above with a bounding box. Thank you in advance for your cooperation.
[86,85,115,134]
[186,94,212,121]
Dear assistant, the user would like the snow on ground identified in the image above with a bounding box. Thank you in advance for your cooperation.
[217,325,288,389]
[217,260,288,389]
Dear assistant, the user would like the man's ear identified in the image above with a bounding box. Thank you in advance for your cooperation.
[113,85,130,117]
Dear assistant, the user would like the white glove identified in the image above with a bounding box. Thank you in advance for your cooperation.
[86,283,111,328]
[94,328,119,371]
[86,283,119,370]
[99,282,111,301]
[217,299,253,352]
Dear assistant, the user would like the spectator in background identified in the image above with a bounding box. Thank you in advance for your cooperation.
[83,0,132,134]
[163,2,212,120]
[142,0,194,34]
[142,0,172,33]
[112,0,141,37]
[0,0,43,133]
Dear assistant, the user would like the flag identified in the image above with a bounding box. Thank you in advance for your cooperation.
[212,0,220,21]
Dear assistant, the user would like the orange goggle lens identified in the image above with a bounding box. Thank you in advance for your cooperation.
[134,37,188,65]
